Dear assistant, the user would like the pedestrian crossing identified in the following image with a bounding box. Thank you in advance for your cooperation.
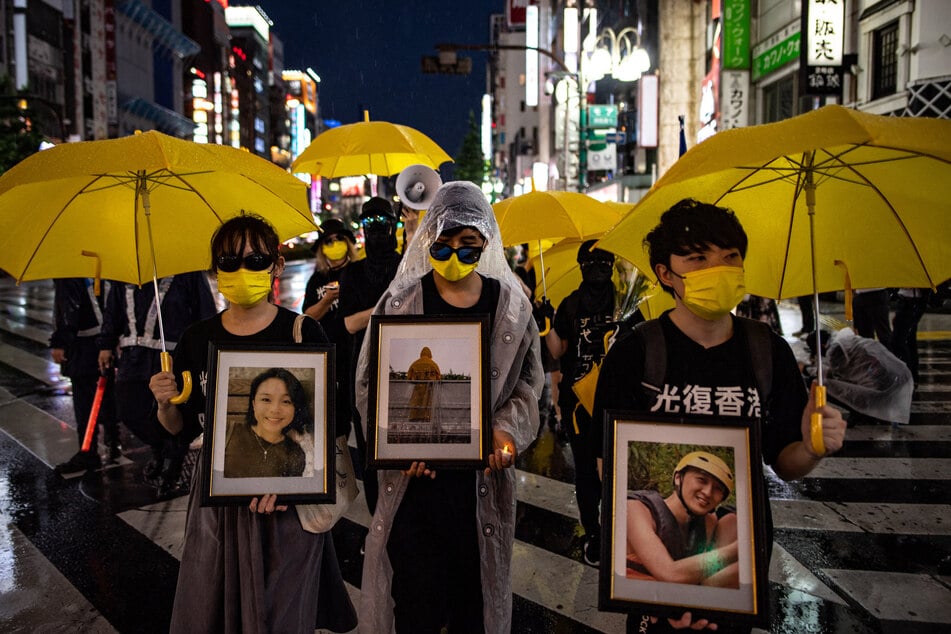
[1,277,949,633]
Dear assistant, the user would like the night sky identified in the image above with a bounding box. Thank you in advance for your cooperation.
[253,1,503,161]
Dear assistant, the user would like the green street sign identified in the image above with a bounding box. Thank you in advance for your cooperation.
[587,105,618,129]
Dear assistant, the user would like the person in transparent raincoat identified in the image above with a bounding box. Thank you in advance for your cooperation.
[354,181,544,634]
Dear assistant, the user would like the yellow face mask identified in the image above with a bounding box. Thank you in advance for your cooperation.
[217,269,272,307]
[321,241,348,261]
[673,265,746,320]
[429,254,478,282]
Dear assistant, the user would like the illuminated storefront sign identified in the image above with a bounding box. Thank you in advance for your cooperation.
[800,0,845,96]
[752,21,800,82]
[721,0,750,70]
[719,70,749,130]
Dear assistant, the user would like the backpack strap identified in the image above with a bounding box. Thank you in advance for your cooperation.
[635,319,666,393]
[734,317,773,406]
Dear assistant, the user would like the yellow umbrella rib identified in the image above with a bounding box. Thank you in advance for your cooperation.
[827,153,937,289]
[17,173,116,282]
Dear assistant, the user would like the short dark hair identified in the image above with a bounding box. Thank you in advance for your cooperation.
[577,238,614,264]
[244,367,312,435]
[210,213,281,272]
[645,198,748,290]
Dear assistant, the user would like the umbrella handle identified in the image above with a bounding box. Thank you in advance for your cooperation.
[809,384,827,457]
[161,352,192,405]
[538,316,551,337]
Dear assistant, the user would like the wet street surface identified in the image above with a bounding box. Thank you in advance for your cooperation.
[1,262,950,633]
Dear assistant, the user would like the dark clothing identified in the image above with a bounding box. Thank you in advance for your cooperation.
[853,289,892,347]
[552,285,617,537]
[796,295,815,333]
[891,290,931,383]
[387,471,483,634]
[303,265,353,438]
[338,254,400,514]
[626,490,709,577]
[594,312,806,634]
[735,295,783,335]
[51,279,117,448]
[383,272,500,633]
[168,306,356,633]
[99,275,215,458]
[223,423,306,478]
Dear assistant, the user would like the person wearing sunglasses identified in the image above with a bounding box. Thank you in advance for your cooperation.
[339,196,402,516]
[148,213,356,634]
[354,182,544,634]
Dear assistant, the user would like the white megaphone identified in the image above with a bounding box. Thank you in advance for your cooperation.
[395,164,442,210]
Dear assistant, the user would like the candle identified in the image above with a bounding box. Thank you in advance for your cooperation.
[501,445,512,461]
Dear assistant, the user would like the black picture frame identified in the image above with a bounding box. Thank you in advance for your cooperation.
[366,314,492,469]
[200,342,335,506]
[599,412,768,629]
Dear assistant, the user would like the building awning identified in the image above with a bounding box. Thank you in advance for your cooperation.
[117,0,201,59]
[120,97,196,138]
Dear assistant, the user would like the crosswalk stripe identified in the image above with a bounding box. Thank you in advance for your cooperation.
[0,341,63,386]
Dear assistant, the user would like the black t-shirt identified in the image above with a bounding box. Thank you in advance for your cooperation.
[171,307,338,439]
[591,312,806,464]
[421,271,500,327]
[553,289,617,402]
[303,265,348,347]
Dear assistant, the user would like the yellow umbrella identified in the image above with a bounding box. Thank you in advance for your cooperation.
[597,104,951,453]
[0,130,317,402]
[291,112,452,177]
[493,190,620,247]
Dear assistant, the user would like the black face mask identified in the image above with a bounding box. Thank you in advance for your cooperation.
[580,261,613,284]
[364,230,397,257]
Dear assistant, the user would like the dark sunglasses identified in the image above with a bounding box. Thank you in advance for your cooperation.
[429,242,484,265]
[215,252,273,273]
[361,216,394,231]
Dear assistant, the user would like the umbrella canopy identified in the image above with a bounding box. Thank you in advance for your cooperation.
[290,119,452,177]
[597,105,951,300]
[492,191,620,247]
[0,130,317,286]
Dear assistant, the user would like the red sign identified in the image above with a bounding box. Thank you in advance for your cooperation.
[507,0,532,29]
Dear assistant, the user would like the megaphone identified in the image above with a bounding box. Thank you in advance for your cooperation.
[395,164,442,210]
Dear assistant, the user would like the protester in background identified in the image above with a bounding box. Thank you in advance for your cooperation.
[148,213,355,633]
[355,181,542,634]
[51,278,118,474]
[99,273,215,498]
[303,218,357,445]
[546,239,619,567]
[794,295,815,338]
[735,294,783,335]
[339,197,402,515]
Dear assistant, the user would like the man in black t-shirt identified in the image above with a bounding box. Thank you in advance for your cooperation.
[547,239,618,566]
[592,199,847,633]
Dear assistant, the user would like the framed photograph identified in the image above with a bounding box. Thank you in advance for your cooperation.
[200,342,335,506]
[366,314,491,469]
[599,412,768,628]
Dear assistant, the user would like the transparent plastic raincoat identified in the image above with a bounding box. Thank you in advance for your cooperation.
[355,181,544,633]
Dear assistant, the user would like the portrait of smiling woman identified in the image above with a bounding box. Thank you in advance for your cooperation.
[224,367,312,478]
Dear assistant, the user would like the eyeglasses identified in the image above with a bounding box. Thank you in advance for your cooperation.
[215,252,273,273]
[429,242,484,265]
[361,216,394,232]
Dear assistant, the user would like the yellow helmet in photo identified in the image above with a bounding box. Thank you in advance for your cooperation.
[674,451,734,495]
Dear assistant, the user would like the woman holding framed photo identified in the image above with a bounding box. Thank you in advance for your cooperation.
[149,214,355,634]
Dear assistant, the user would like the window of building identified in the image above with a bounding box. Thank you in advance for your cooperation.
[872,21,898,100]
[762,75,795,124]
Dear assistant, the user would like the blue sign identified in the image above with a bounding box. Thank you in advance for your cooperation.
[603,132,626,144]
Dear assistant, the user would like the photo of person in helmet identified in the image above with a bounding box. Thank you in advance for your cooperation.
[625,450,739,588]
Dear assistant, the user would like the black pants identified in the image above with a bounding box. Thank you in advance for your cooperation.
[70,373,117,448]
[387,471,484,634]
[891,295,929,383]
[853,289,892,347]
[565,400,601,538]
[796,295,815,333]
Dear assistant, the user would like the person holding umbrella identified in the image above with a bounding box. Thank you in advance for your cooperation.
[149,213,356,634]
[593,199,846,632]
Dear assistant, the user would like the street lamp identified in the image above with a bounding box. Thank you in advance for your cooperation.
[588,27,652,83]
